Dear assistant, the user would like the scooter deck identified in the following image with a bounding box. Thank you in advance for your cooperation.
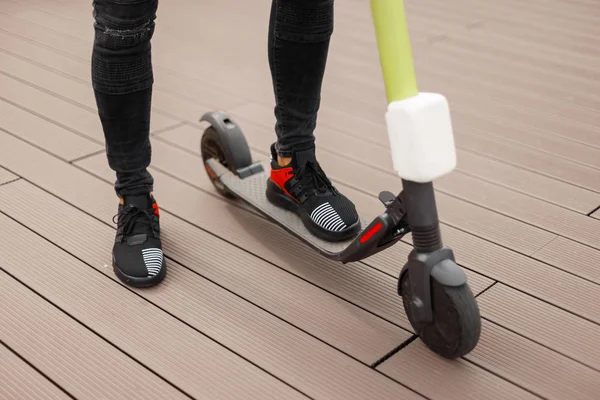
[206,159,371,257]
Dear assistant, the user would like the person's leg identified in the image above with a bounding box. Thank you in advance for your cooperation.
[268,0,332,161]
[92,0,166,287]
[266,0,361,242]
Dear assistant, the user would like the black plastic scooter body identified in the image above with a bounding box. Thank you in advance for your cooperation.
[201,110,472,328]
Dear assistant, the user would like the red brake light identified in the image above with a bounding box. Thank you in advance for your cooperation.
[360,222,382,244]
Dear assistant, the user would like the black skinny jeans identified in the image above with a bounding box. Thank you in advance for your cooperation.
[92,0,334,197]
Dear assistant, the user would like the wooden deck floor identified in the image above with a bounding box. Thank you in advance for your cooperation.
[1,0,600,398]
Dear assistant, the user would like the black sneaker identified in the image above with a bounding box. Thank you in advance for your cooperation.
[112,193,166,287]
[266,143,361,242]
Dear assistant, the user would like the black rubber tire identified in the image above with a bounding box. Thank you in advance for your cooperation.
[400,270,481,359]
[200,125,252,199]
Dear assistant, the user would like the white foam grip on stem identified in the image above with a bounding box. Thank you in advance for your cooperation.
[385,92,457,182]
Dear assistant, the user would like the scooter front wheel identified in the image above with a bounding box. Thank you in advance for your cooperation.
[400,268,481,359]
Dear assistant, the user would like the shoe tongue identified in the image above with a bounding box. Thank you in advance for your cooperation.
[293,147,316,168]
[123,194,151,210]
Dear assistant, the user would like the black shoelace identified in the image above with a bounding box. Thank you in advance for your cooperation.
[113,204,159,238]
[293,161,333,196]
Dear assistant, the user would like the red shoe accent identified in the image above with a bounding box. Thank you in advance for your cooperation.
[270,167,298,201]
[152,202,160,217]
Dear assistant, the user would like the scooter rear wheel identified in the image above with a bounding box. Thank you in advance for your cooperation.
[400,269,481,359]
[200,124,252,199]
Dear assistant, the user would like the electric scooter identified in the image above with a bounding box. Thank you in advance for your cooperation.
[199,0,481,359]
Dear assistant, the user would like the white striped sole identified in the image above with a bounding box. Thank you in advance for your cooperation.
[310,202,347,232]
[142,248,164,277]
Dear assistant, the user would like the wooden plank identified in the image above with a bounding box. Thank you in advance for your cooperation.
[0,166,17,185]
[425,0,600,39]
[450,150,600,214]
[0,179,421,400]
[0,26,236,126]
[0,72,105,143]
[0,47,179,135]
[0,210,306,400]
[0,270,191,400]
[438,223,600,324]
[320,41,600,157]
[477,284,600,371]
[0,4,249,110]
[435,171,600,250]
[0,344,70,400]
[0,98,102,162]
[401,9,600,97]
[378,340,540,400]
[379,319,600,400]
[413,33,600,112]
[465,320,600,400]
[410,0,600,55]
[443,105,600,171]
[532,237,600,285]
[456,129,600,194]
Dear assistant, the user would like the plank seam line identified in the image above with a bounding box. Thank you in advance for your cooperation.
[0,46,89,85]
[0,26,88,63]
[0,9,90,49]
[0,96,103,146]
[458,146,600,195]
[370,335,418,369]
[482,278,600,327]
[462,356,547,400]
[0,126,73,163]
[0,174,416,396]
[436,187,600,256]
[587,204,600,217]
[0,262,196,400]
[0,339,78,400]
[466,122,600,167]
[0,68,98,114]
[456,168,596,215]
[0,9,251,109]
[0,177,21,188]
[149,121,188,136]
[0,35,243,127]
[474,281,497,298]
[0,2,243,97]
[478,316,600,374]
[0,208,313,400]
[68,149,109,165]
[0,52,185,139]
